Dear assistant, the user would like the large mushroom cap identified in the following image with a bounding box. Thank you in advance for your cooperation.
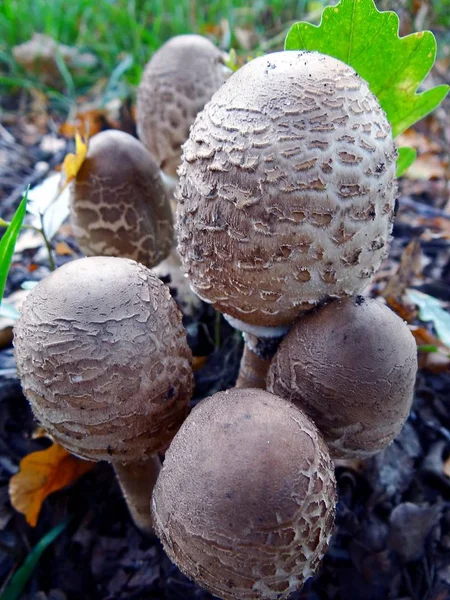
[13,256,193,462]
[136,34,229,177]
[152,388,336,600]
[267,297,418,459]
[177,51,398,327]
[71,130,173,267]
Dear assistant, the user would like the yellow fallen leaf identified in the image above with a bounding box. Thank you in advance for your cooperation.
[9,443,94,527]
[55,241,75,256]
[59,109,105,138]
[61,132,89,184]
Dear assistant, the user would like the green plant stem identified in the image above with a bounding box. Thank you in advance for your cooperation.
[0,519,70,600]
[0,221,56,272]
[39,213,56,271]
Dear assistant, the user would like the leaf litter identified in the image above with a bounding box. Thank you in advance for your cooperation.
[0,0,450,598]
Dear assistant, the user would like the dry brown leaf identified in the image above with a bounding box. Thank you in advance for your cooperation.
[404,152,448,180]
[409,326,450,373]
[444,456,450,478]
[410,325,442,347]
[55,241,75,256]
[425,218,450,239]
[397,128,442,154]
[382,239,424,306]
[13,33,97,88]
[192,356,208,371]
[9,443,94,526]
[201,19,231,48]
[419,351,450,373]
[59,109,105,138]
[385,296,417,322]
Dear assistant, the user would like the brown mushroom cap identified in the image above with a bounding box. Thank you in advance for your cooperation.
[177,51,398,328]
[13,256,193,462]
[152,388,336,600]
[71,130,173,267]
[136,35,229,177]
[267,297,418,459]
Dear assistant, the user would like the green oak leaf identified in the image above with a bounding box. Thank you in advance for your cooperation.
[396,146,417,177]
[285,0,449,138]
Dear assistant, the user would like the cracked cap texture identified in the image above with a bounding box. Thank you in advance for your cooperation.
[13,256,193,462]
[267,297,418,458]
[152,388,336,600]
[71,130,174,268]
[137,35,228,177]
[176,51,398,327]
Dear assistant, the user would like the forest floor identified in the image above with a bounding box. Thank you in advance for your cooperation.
[0,6,450,598]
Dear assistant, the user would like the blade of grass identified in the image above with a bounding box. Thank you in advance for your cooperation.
[54,50,76,100]
[0,188,28,306]
[0,519,70,600]
[103,53,134,102]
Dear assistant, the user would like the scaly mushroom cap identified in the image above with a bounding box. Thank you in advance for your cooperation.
[136,35,228,177]
[152,388,336,600]
[177,51,398,328]
[71,130,173,267]
[13,256,193,462]
[267,297,418,459]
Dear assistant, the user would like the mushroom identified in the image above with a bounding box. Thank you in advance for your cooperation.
[70,129,174,268]
[176,50,398,386]
[13,256,193,532]
[152,387,336,600]
[267,296,418,459]
[136,34,230,179]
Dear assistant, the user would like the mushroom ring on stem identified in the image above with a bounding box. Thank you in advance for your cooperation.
[152,388,336,600]
[267,296,418,459]
[71,130,174,268]
[176,50,398,386]
[13,256,193,532]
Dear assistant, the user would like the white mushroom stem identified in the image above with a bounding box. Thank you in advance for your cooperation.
[160,170,179,214]
[114,456,162,534]
[235,332,285,390]
[235,343,271,389]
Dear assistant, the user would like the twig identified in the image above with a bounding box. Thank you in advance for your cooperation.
[399,196,450,220]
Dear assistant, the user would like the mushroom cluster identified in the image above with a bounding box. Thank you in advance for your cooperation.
[12,42,420,600]
[150,48,418,598]
[14,256,193,532]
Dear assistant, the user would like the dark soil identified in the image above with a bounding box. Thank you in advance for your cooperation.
[0,99,450,600]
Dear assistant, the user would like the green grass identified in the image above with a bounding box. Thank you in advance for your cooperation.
[0,0,447,113]
[0,0,323,103]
